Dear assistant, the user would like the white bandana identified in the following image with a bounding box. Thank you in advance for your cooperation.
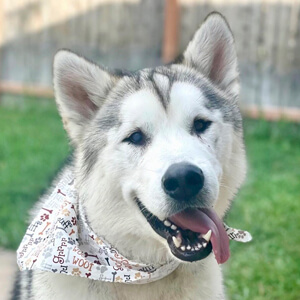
[17,170,252,284]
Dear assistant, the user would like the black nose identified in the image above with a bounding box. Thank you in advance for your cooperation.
[162,163,204,201]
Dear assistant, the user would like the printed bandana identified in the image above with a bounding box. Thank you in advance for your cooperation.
[17,170,252,284]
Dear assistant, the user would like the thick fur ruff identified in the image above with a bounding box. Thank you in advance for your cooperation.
[13,12,246,300]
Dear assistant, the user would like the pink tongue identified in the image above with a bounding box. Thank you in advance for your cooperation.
[169,208,230,264]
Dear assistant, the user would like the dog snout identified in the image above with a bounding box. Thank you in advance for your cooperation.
[162,162,204,201]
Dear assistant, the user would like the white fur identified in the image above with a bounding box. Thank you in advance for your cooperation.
[118,82,223,219]
[31,256,224,300]
[21,12,247,300]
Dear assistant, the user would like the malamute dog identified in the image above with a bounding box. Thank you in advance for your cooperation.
[14,12,247,300]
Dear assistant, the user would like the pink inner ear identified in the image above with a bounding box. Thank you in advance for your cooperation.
[71,85,97,119]
[63,76,98,120]
[209,41,227,85]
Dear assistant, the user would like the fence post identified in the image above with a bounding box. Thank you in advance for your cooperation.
[162,0,180,64]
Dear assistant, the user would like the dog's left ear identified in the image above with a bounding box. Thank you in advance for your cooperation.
[182,12,239,98]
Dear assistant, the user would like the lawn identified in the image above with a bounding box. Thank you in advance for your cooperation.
[224,118,300,299]
[0,96,299,299]
[0,96,70,249]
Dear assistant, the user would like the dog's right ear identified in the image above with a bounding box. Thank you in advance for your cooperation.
[53,50,117,145]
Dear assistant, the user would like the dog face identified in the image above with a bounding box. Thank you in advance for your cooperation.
[53,13,246,264]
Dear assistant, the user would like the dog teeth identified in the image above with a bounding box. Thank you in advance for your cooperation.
[157,216,164,222]
[170,228,208,253]
[202,230,212,242]
[172,236,182,248]
[164,220,171,227]
[163,219,177,230]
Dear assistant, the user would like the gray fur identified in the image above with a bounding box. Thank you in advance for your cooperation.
[14,12,247,300]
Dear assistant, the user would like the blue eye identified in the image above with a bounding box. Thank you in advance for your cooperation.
[125,131,146,146]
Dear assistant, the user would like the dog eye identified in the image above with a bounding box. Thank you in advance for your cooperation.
[124,130,146,146]
[193,119,212,135]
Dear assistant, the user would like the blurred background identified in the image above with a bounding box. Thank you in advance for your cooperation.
[0,0,299,299]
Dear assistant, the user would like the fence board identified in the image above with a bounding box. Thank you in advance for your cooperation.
[0,0,299,111]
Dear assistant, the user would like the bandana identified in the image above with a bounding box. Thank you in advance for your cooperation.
[17,170,252,284]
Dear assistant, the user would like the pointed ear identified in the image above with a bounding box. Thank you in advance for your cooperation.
[182,13,239,97]
[53,50,117,145]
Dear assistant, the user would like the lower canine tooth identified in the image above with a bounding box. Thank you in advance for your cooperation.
[172,236,182,248]
[164,220,171,227]
[180,245,186,251]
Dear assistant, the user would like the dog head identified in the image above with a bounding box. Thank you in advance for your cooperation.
[53,13,246,264]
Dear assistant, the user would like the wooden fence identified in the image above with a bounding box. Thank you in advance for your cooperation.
[0,0,299,119]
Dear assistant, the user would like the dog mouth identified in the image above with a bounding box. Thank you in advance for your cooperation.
[136,199,229,264]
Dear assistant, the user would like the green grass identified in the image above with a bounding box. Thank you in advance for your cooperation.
[224,119,300,300]
[1,96,299,299]
[0,95,70,249]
